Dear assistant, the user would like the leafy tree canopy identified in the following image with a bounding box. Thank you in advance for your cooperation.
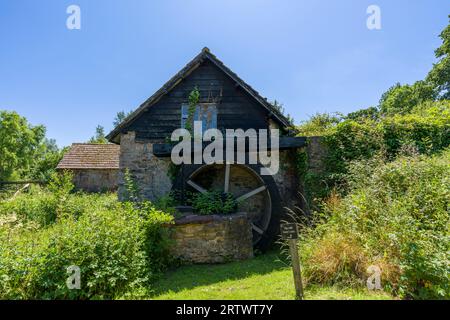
[0,110,46,181]
[427,15,450,99]
[89,125,108,144]
[378,81,436,115]
[113,110,132,127]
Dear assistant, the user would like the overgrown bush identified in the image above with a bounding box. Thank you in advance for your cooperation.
[0,200,173,299]
[301,150,450,299]
[0,172,117,227]
[298,100,450,205]
[0,172,174,299]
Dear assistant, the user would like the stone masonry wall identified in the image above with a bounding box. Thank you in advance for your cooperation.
[170,213,254,264]
[118,132,172,201]
[72,168,118,192]
[272,150,301,211]
[306,136,328,174]
[117,131,320,221]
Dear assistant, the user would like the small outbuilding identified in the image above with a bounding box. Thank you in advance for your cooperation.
[57,143,120,192]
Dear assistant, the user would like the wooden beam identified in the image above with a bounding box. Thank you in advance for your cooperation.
[237,185,267,202]
[187,180,207,193]
[152,136,307,158]
[224,164,231,193]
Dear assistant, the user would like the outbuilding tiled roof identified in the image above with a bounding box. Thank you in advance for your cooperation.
[57,143,120,169]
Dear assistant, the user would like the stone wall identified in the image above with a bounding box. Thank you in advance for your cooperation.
[306,136,328,174]
[118,132,173,201]
[71,168,118,192]
[170,213,254,264]
[272,150,301,211]
[117,131,326,222]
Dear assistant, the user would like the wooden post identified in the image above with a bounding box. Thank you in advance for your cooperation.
[281,223,304,300]
[288,239,304,300]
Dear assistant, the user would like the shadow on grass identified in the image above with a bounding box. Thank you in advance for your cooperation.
[150,251,289,297]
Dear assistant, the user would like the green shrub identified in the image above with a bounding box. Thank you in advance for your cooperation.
[0,173,174,299]
[0,187,58,226]
[298,100,450,205]
[133,201,175,274]
[301,150,450,299]
[0,186,118,228]
[191,191,238,215]
[0,201,173,299]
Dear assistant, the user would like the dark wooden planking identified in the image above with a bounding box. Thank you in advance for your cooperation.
[153,137,307,157]
[126,59,274,141]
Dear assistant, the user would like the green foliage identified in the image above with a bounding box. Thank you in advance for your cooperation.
[298,101,450,206]
[400,240,450,299]
[135,201,175,274]
[167,163,181,182]
[149,251,392,300]
[188,86,201,106]
[89,125,108,144]
[153,192,178,214]
[185,87,200,134]
[0,186,116,229]
[301,151,450,299]
[191,191,238,215]
[427,15,450,99]
[0,110,46,181]
[381,101,450,156]
[30,139,66,182]
[1,205,150,299]
[345,106,379,122]
[0,186,58,227]
[123,168,140,203]
[48,170,74,197]
[113,110,132,127]
[296,112,342,136]
[0,188,174,299]
[379,81,436,115]
[269,100,294,126]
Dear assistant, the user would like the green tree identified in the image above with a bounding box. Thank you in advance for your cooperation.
[378,81,436,115]
[89,125,108,144]
[297,112,342,136]
[427,16,450,99]
[270,100,294,125]
[113,110,132,127]
[345,106,379,121]
[30,139,67,182]
[0,110,46,181]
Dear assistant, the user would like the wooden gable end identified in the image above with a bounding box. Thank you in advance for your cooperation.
[126,59,270,142]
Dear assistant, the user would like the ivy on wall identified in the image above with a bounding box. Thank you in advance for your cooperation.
[296,100,450,209]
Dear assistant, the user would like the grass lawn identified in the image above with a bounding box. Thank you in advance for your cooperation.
[149,252,393,300]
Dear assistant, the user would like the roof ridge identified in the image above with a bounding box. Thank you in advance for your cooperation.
[106,47,292,142]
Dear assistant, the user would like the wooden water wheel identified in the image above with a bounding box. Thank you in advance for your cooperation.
[172,163,282,251]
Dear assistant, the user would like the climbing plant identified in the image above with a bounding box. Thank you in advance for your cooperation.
[185,87,200,134]
[167,87,201,182]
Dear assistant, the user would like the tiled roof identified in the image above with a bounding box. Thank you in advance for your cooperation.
[57,143,120,169]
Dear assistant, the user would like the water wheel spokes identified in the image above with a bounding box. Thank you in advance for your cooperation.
[181,163,279,249]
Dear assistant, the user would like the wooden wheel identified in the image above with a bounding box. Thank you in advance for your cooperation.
[173,163,282,251]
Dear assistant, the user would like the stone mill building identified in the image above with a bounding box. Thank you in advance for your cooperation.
[58,48,323,255]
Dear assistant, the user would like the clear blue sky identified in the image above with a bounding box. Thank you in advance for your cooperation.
[0,0,448,147]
